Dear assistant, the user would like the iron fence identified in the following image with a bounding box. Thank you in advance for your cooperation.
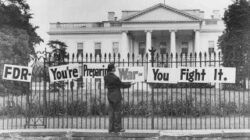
[0,51,249,130]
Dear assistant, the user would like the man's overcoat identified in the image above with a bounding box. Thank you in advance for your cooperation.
[104,72,131,103]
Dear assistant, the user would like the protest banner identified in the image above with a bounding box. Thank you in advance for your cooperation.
[2,64,33,82]
[48,64,80,82]
[147,67,179,83]
[115,66,144,82]
[147,67,236,83]
[80,63,108,78]
[179,67,236,83]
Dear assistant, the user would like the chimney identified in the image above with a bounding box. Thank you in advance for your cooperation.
[108,12,115,21]
[211,10,221,19]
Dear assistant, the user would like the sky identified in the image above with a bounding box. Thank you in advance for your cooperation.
[26,0,233,52]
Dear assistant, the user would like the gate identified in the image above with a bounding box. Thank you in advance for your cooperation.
[0,50,249,130]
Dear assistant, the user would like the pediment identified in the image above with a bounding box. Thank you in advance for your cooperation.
[121,3,201,22]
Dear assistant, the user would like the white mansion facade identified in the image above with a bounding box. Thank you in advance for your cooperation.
[48,3,224,60]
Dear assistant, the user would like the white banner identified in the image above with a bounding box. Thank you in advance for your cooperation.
[115,66,144,82]
[147,67,179,83]
[2,64,33,82]
[48,64,80,82]
[80,63,108,78]
[179,67,236,83]
[179,67,212,83]
[147,67,236,83]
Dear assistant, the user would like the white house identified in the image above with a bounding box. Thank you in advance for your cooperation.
[48,3,224,60]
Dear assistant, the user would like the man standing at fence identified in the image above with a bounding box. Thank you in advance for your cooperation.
[104,63,135,133]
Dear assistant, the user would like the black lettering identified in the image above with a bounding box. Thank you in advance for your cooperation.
[186,69,190,80]
[153,69,159,80]
[69,69,73,78]
[73,69,78,77]
[50,68,58,80]
[194,69,200,80]
[89,69,93,77]
[201,69,206,80]
[13,68,20,79]
[218,69,223,80]
[57,71,61,79]
[180,69,186,80]
[163,73,169,81]
[61,70,67,78]
[83,65,88,76]
[4,66,12,78]
[188,71,194,82]
[94,69,98,77]
[21,68,28,80]
[157,73,163,80]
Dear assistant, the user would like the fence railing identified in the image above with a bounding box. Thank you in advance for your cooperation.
[0,51,249,130]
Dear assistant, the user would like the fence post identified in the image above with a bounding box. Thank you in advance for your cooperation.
[149,48,156,129]
[43,50,48,128]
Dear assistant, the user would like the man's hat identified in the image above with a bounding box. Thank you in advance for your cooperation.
[107,63,115,72]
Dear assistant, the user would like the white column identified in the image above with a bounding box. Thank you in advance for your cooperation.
[194,30,200,53]
[246,77,249,89]
[170,30,176,55]
[146,30,152,55]
[121,31,129,60]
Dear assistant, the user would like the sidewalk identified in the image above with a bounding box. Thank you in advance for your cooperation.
[1,129,250,140]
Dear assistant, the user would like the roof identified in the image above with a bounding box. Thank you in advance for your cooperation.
[120,3,202,22]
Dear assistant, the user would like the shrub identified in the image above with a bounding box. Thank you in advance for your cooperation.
[90,98,108,116]
[0,97,249,117]
[122,101,150,116]
[222,83,245,91]
[0,103,25,117]
[67,100,88,116]
[150,83,214,88]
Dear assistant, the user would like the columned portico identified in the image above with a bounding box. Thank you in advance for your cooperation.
[129,29,202,59]
[121,31,129,60]
[194,30,200,53]
[170,30,176,55]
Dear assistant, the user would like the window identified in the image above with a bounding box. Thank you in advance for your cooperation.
[112,42,119,54]
[139,42,146,55]
[95,42,101,56]
[159,42,167,54]
[77,42,83,56]
[205,20,218,25]
[208,41,215,54]
[181,42,188,54]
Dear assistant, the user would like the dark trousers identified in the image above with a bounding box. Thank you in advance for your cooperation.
[108,100,122,132]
